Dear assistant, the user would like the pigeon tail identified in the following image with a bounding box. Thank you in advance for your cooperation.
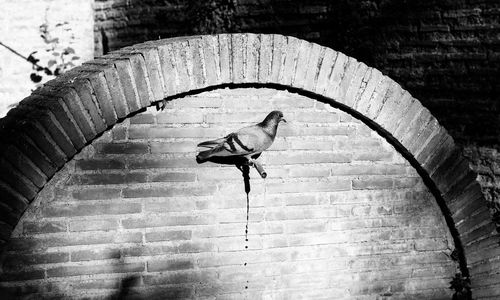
[196,148,216,163]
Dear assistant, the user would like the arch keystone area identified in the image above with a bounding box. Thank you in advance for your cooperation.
[0,33,498,297]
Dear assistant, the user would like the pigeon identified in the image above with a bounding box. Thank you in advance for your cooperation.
[196,111,286,164]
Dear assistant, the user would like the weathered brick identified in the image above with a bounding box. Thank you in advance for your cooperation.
[342,62,369,108]
[265,152,351,165]
[400,108,433,150]
[289,165,330,178]
[148,258,194,272]
[414,239,448,251]
[353,68,383,115]
[72,66,119,126]
[294,112,340,123]
[71,187,121,200]
[143,270,215,286]
[0,130,57,177]
[122,215,215,229]
[303,43,324,91]
[392,97,422,141]
[42,203,141,218]
[23,221,67,234]
[231,34,247,83]
[352,178,394,190]
[217,34,232,83]
[0,159,38,200]
[47,262,144,277]
[75,158,125,170]
[130,113,155,124]
[23,93,86,150]
[156,112,204,123]
[156,42,177,97]
[280,36,301,85]
[7,107,73,162]
[150,141,196,153]
[1,146,46,188]
[47,86,98,141]
[201,35,220,86]
[96,142,148,154]
[149,172,196,182]
[245,33,260,83]
[123,185,215,198]
[40,81,96,141]
[315,48,338,94]
[69,172,147,185]
[72,78,108,133]
[145,199,196,212]
[128,157,200,169]
[70,219,119,232]
[145,230,192,242]
[0,182,29,213]
[462,222,496,246]
[0,269,45,281]
[422,134,456,175]
[108,57,142,112]
[415,126,448,165]
[328,56,358,102]
[269,34,286,83]
[129,127,225,139]
[89,62,130,118]
[373,81,407,130]
[257,34,272,83]
[71,248,121,262]
[456,207,492,236]
[3,252,69,269]
[292,40,312,88]
[353,151,393,161]
[267,179,351,194]
[126,53,155,106]
[364,76,392,121]
[9,232,142,251]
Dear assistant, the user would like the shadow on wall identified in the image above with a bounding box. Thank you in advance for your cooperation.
[111,275,199,300]
[0,247,220,299]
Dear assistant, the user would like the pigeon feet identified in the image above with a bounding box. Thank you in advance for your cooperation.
[237,159,267,179]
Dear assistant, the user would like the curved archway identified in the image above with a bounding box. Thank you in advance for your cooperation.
[0,34,496,296]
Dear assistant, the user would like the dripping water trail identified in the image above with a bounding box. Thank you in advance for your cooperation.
[241,164,251,293]
[242,165,250,246]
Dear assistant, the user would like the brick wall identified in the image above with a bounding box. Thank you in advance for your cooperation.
[0,34,495,297]
[0,88,457,299]
[93,0,500,143]
[93,1,500,221]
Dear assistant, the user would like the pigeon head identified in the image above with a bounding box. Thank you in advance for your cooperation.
[262,110,286,126]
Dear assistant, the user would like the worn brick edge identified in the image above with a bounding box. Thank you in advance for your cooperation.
[0,33,494,291]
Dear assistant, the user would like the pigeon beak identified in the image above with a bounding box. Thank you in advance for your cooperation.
[280,118,287,123]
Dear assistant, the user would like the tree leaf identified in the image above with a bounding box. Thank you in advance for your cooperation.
[30,73,42,83]
[27,54,39,65]
[64,47,75,54]
[72,56,80,60]
[47,60,57,67]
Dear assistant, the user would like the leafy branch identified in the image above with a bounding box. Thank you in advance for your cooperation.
[0,21,80,86]
[30,21,80,84]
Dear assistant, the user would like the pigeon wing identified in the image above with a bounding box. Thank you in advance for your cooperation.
[220,125,273,156]
[197,137,227,149]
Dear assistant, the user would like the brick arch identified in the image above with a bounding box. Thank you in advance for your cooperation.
[0,34,495,293]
